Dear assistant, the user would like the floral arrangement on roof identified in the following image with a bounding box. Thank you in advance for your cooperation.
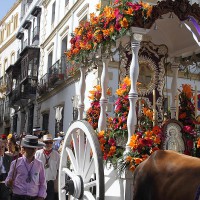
[65,0,153,62]
[86,85,111,130]
[178,84,198,155]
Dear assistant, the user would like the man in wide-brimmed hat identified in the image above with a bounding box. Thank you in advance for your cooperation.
[5,135,47,200]
[35,134,60,200]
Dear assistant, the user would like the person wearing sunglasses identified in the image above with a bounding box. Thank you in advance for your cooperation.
[35,134,60,200]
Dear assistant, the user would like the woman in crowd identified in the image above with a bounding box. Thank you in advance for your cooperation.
[5,134,19,160]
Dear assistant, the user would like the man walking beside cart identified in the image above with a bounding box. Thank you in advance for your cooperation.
[35,134,60,200]
[5,135,47,200]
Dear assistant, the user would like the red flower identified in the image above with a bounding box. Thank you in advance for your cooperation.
[186,140,193,149]
[183,125,193,133]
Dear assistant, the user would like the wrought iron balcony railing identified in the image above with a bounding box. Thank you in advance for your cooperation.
[37,73,49,96]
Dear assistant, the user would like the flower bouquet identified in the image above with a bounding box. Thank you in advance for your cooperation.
[178,84,198,155]
[118,125,162,173]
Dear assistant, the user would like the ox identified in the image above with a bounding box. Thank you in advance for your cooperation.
[133,150,200,200]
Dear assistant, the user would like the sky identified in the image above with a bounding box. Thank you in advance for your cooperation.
[0,0,17,21]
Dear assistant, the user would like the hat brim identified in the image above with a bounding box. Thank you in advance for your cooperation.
[53,137,63,141]
[17,140,45,148]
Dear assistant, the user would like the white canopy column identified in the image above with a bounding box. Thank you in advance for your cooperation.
[98,51,110,131]
[78,65,86,120]
[170,62,179,120]
[126,27,149,152]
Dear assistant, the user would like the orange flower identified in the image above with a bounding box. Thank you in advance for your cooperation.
[124,7,133,15]
[102,29,110,37]
[96,3,101,10]
[129,164,136,172]
[134,157,142,165]
[123,77,131,86]
[120,17,129,28]
[98,130,105,138]
[197,138,200,148]
[182,84,193,99]
[126,156,132,163]
[152,125,161,135]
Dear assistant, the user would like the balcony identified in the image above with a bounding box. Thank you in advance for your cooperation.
[20,47,40,83]
[48,59,65,88]
[32,26,40,45]
[31,6,41,17]
[9,83,36,107]
[37,73,48,96]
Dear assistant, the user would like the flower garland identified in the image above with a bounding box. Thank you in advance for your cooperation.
[111,77,131,137]
[178,84,197,155]
[98,130,117,161]
[86,85,111,130]
[65,0,153,62]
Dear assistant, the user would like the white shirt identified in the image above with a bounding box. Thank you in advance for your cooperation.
[35,149,60,181]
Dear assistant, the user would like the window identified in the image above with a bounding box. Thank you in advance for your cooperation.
[65,0,69,7]
[7,23,11,37]
[51,2,56,24]
[0,30,4,42]
[14,13,18,30]
[4,59,8,71]
[11,53,15,64]
[61,35,68,55]
[42,113,49,131]
[79,14,87,24]
[48,51,53,74]
[61,35,68,71]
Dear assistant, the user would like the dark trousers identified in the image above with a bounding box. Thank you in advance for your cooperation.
[0,173,11,200]
[0,183,11,200]
[12,194,36,200]
[45,180,54,200]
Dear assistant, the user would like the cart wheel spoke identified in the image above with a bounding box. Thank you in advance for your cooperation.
[84,191,96,200]
[84,180,96,189]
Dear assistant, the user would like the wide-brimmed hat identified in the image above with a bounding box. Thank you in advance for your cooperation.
[33,127,41,132]
[43,134,53,141]
[17,135,45,148]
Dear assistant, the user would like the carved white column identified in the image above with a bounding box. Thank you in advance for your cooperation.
[78,65,86,120]
[98,53,110,131]
[170,63,179,119]
[126,27,149,152]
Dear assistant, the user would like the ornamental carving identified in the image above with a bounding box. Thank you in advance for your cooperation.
[143,0,200,29]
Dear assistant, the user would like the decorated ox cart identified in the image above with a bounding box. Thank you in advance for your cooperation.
[58,0,200,199]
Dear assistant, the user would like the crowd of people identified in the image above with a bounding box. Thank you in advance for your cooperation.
[0,129,64,200]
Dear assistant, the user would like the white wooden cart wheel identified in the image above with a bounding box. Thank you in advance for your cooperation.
[59,120,105,200]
